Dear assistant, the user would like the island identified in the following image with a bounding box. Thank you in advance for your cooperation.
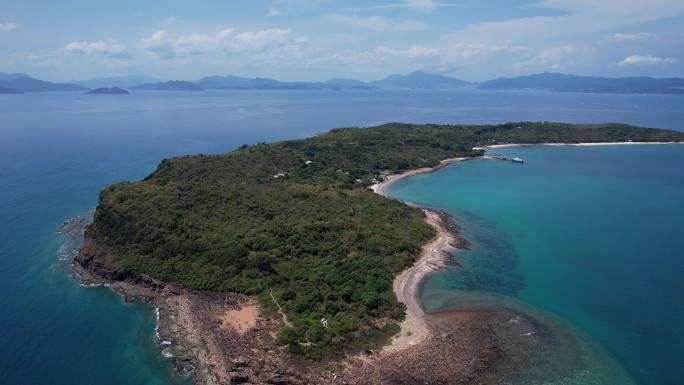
[75,122,684,385]
[84,87,130,95]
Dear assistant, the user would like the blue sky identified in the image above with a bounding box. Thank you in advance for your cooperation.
[1,0,683,81]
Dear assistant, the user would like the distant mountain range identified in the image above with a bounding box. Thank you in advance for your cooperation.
[3,71,684,95]
[370,71,472,89]
[0,72,87,92]
[73,75,162,89]
[77,71,684,94]
[0,72,30,81]
[133,80,204,91]
[192,71,469,90]
[479,72,684,94]
[194,75,374,90]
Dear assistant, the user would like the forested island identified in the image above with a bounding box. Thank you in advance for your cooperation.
[84,87,130,95]
[75,122,684,384]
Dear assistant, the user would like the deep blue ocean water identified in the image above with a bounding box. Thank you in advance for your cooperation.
[0,89,682,384]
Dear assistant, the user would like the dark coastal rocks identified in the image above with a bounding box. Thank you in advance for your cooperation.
[232,356,251,368]
[74,238,129,282]
[266,375,292,385]
[434,210,471,252]
[328,310,533,385]
[56,212,94,266]
[229,372,250,384]
[74,237,167,297]
[73,227,565,385]
[71,212,512,385]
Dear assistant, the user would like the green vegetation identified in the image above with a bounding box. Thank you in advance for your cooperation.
[83,122,684,359]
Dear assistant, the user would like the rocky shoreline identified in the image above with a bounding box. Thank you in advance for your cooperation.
[66,155,552,385]
[74,240,324,385]
[68,202,525,385]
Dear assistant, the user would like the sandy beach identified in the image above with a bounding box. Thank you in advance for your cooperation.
[370,158,466,351]
[371,157,467,196]
[384,210,458,351]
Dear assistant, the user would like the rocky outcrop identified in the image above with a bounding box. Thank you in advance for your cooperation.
[72,219,542,385]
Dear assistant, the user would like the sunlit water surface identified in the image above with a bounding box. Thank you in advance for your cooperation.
[0,89,682,384]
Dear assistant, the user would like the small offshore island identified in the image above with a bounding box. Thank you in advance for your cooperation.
[84,87,130,95]
[74,122,684,385]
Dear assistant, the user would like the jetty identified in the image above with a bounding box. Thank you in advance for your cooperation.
[485,154,525,164]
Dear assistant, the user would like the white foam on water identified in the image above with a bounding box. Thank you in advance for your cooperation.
[161,348,174,358]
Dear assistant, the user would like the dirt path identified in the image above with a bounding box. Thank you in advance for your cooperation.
[270,289,293,328]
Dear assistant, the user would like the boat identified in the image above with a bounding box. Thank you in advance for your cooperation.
[511,157,524,164]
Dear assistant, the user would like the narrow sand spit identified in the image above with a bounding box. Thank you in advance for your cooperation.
[385,210,457,351]
[370,158,465,351]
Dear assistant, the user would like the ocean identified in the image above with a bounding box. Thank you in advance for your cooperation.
[388,145,684,385]
[0,89,682,384]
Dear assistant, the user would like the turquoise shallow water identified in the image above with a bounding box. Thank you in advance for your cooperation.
[388,144,684,385]
[0,90,682,384]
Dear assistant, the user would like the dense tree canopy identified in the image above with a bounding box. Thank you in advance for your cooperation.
[83,122,684,358]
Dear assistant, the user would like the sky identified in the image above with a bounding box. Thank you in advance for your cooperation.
[1,0,683,81]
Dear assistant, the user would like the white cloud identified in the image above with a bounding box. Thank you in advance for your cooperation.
[353,0,461,12]
[535,0,684,18]
[445,0,684,47]
[229,29,292,53]
[610,33,650,42]
[324,14,429,32]
[140,30,176,57]
[64,40,130,58]
[266,6,280,17]
[618,55,677,66]
[140,28,294,58]
[531,46,580,64]
[405,0,436,11]
[511,45,584,72]
[14,0,681,81]
[407,44,440,58]
[376,44,440,58]
[0,22,18,31]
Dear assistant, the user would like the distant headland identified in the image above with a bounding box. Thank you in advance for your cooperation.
[0,72,87,92]
[73,122,684,384]
[84,87,130,95]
